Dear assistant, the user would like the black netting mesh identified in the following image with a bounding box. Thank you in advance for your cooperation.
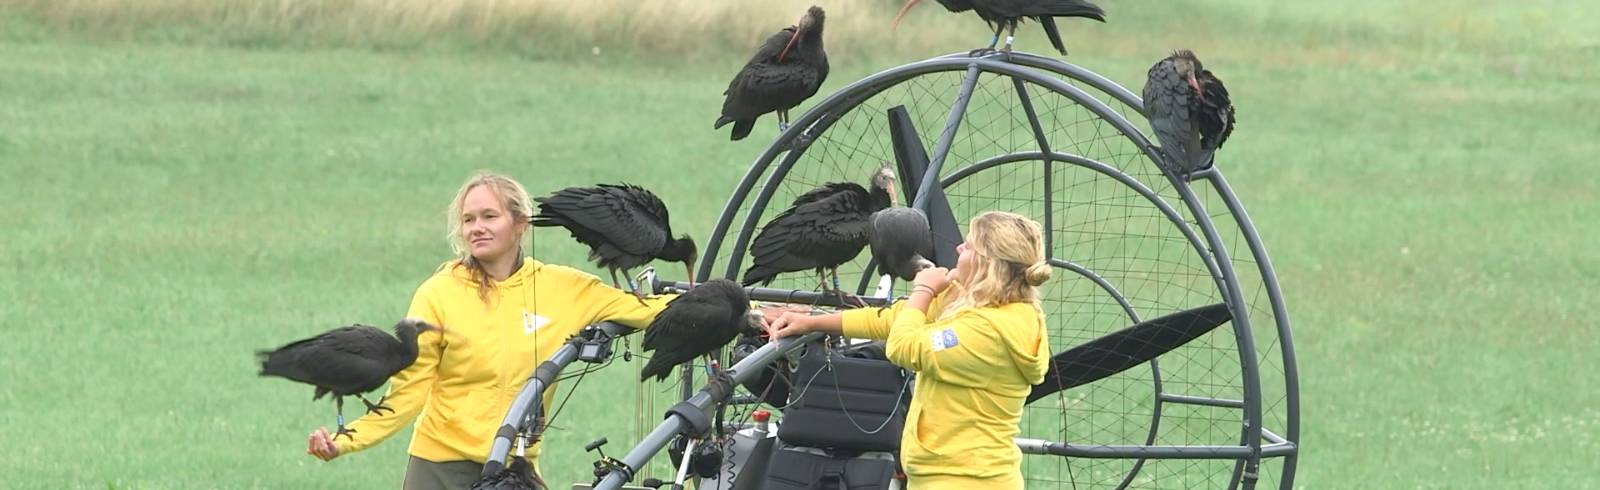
[687,58,1294,489]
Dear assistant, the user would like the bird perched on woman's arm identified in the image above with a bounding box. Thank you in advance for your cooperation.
[257,318,441,440]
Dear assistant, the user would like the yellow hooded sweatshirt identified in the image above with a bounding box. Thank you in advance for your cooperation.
[333,258,672,466]
[841,294,1050,490]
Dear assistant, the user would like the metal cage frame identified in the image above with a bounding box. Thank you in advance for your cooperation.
[549,51,1299,490]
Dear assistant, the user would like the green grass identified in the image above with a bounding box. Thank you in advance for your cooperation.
[2,1,1598,488]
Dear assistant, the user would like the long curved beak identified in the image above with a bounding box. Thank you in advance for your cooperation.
[891,0,922,32]
[1187,73,1203,102]
[888,185,900,207]
[778,28,802,62]
[685,259,697,289]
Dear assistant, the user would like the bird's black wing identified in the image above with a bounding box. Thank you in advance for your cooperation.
[1197,70,1236,152]
[609,183,677,242]
[1142,59,1204,174]
[641,281,749,381]
[789,182,860,207]
[719,28,797,120]
[535,186,668,262]
[721,61,825,121]
[743,189,873,284]
[259,326,395,394]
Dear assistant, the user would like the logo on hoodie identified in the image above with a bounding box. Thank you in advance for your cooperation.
[930,328,959,352]
[523,311,550,335]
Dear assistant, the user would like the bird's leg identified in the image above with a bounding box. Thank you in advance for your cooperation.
[969,23,1006,57]
[609,269,624,290]
[333,396,357,441]
[357,394,393,416]
[829,268,867,308]
[1000,21,1018,55]
[623,268,648,305]
[778,110,790,133]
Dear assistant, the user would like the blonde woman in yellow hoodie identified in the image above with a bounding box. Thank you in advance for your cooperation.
[303,172,674,489]
[768,211,1052,489]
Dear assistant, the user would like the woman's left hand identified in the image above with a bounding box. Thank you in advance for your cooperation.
[913,267,953,295]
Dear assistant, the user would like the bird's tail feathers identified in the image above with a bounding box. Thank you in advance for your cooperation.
[1038,0,1106,21]
[730,119,755,141]
[1040,17,1068,55]
[714,115,735,130]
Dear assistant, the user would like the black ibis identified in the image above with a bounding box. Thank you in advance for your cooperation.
[742,167,897,295]
[715,6,829,141]
[470,456,546,490]
[1142,50,1237,179]
[257,318,440,439]
[891,0,1105,55]
[532,184,697,297]
[640,279,762,382]
[868,206,936,281]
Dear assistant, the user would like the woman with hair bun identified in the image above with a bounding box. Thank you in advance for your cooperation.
[767,211,1053,489]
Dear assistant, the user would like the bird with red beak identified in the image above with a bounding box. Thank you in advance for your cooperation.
[1141,50,1237,179]
[714,6,830,141]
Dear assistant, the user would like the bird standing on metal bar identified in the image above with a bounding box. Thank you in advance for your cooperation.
[891,0,1105,56]
[532,183,697,299]
[1142,50,1237,179]
[742,167,897,300]
[715,6,830,140]
[257,319,441,440]
[640,279,764,382]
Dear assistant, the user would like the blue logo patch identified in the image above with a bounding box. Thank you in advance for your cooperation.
[930,328,960,352]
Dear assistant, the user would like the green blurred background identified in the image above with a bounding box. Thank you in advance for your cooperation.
[1,0,1595,488]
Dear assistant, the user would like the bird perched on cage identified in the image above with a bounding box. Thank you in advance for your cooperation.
[257,318,441,440]
[715,5,830,141]
[469,455,546,490]
[742,167,898,297]
[869,206,936,281]
[532,184,697,299]
[891,0,1105,56]
[1142,50,1236,179]
[640,279,763,382]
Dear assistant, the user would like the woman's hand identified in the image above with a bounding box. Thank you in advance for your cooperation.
[759,305,811,326]
[765,311,815,340]
[913,267,953,295]
[307,427,341,461]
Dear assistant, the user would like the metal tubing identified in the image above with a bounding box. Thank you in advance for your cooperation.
[1011,76,1056,254]
[913,62,983,211]
[1208,171,1301,489]
[657,280,891,308]
[1159,393,1246,409]
[483,322,634,475]
[1017,438,1296,460]
[594,333,824,490]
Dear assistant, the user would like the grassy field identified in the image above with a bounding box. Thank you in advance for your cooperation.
[2,0,1597,488]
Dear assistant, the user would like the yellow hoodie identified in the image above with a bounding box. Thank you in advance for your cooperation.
[334,258,672,465]
[841,294,1050,490]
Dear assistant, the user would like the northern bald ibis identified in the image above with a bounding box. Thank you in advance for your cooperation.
[532,184,697,297]
[257,319,440,439]
[1142,50,1236,179]
[869,207,936,281]
[715,6,829,140]
[742,167,897,295]
[640,279,762,382]
[892,0,1105,55]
